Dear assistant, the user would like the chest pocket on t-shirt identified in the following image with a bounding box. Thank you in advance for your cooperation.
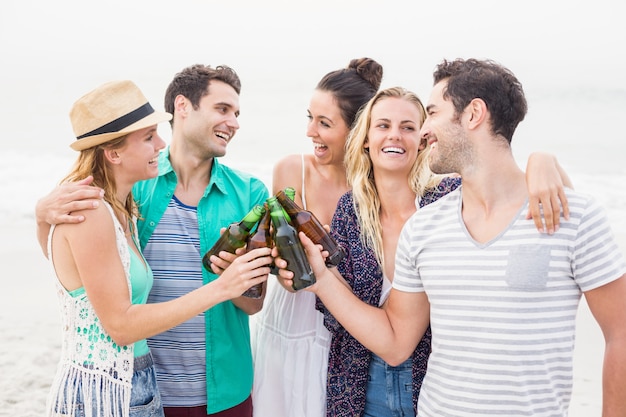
[505,245,551,290]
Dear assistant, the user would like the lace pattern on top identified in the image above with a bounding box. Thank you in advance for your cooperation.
[46,201,135,417]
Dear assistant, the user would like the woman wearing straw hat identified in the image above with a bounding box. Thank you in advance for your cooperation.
[45,80,272,417]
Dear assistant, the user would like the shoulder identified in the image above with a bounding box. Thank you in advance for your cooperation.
[563,188,609,223]
[333,191,356,219]
[60,202,115,239]
[272,154,302,179]
[337,190,354,207]
[433,176,462,195]
[272,154,304,194]
[421,177,462,208]
[331,191,356,224]
[411,187,460,228]
[216,162,269,198]
[440,175,462,191]
[273,154,303,173]
[564,188,598,208]
[217,161,264,184]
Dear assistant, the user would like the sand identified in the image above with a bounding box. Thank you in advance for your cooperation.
[1,216,624,417]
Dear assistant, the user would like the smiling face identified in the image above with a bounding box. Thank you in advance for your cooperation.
[306,89,350,165]
[114,124,166,182]
[365,96,426,177]
[421,80,469,175]
[179,80,240,158]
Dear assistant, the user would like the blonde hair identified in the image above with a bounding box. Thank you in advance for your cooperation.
[344,87,444,267]
[61,134,138,233]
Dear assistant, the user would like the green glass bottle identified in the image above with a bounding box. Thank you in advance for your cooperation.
[202,204,265,272]
[284,186,296,200]
[276,188,346,267]
[268,187,294,275]
[274,187,295,221]
[242,204,272,298]
[267,196,316,291]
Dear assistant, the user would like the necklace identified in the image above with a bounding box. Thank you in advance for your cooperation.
[124,221,133,237]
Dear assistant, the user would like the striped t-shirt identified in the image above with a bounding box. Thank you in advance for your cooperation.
[143,196,206,407]
[394,187,626,417]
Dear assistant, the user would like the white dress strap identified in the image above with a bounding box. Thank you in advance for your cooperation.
[301,154,307,210]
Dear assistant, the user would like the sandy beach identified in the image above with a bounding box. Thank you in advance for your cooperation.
[1,214,624,417]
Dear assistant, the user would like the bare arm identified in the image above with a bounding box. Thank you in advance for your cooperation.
[62,206,272,346]
[35,176,104,256]
[278,232,430,365]
[583,275,626,417]
[525,152,573,234]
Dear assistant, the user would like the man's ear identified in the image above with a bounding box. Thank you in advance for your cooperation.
[174,94,188,117]
[467,98,487,129]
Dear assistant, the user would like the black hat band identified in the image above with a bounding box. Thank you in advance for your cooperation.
[76,102,155,140]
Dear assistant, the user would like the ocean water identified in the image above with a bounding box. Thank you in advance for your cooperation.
[2,0,625,233]
[2,86,625,238]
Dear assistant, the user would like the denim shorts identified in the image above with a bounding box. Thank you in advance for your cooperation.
[363,353,415,417]
[52,353,164,417]
[130,353,164,417]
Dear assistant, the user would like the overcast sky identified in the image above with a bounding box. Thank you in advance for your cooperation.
[1,0,624,157]
[3,0,623,83]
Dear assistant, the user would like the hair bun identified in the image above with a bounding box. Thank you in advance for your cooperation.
[348,58,383,91]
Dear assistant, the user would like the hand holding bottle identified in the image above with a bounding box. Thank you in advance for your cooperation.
[205,237,245,275]
[242,204,272,298]
[212,246,273,299]
[272,231,329,292]
[267,196,316,291]
[202,205,265,272]
[276,188,345,267]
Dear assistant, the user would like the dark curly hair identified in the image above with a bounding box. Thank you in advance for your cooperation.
[433,58,527,143]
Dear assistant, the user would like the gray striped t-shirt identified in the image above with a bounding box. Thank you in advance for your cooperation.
[394,187,626,417]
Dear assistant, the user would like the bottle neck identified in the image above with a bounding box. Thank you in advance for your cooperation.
[276,191,300,216]
[239,205,265,231]
[239,218,260,232]
[257,211,271,232]
[268,201,288,227]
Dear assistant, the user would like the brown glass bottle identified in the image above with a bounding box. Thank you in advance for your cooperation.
[267,196,316,291]
[276,188,346,267]
[242,204,272,298]
[202,204,265,272]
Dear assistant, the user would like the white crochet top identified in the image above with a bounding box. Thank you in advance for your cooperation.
[46,201,135,417]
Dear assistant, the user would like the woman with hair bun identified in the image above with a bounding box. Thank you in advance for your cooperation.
[252,57,384,417]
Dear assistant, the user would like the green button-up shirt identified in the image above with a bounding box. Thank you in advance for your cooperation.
[133,148,269,413]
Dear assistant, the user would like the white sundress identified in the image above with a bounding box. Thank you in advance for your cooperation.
[251,155,331,417]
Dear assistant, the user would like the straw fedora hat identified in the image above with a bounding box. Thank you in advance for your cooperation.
[69,80,172,151]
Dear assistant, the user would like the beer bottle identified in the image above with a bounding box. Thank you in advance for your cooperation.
[267,196,316,291]
[269,186,294,274]
[274,187,295,221]
[276,188,346,267]
[284,186,296,201]
[202,204,265,272]
[242,204,272,298]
